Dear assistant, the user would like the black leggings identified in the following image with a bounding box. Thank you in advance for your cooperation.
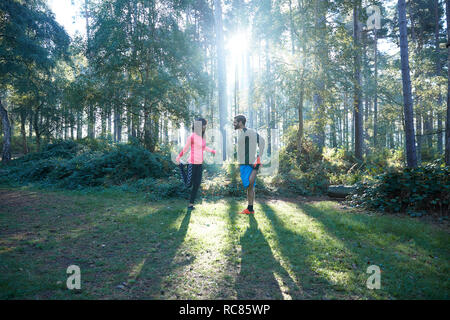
[179,163,203,204]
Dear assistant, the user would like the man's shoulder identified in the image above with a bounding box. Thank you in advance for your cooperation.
[238,128,260,145]
[241,127,259,135]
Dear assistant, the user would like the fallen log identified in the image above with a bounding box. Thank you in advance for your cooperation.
[327,185,355,198]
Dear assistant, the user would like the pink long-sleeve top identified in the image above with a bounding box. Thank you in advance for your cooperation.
[176,132,216,164]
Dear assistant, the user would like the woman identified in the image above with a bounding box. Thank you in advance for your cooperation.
[176,118,216,210]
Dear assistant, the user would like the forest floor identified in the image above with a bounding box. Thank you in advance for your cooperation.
[0,185,448,300]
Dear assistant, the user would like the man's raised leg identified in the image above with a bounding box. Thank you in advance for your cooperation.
[247,169,257,211]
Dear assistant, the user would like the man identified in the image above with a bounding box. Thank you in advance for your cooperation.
[233,114,265,214]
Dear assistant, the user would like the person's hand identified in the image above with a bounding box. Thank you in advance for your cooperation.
[175,156,181,164]
[253,155,261,169]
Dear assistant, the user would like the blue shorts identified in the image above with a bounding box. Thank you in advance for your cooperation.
[240,165,256,189]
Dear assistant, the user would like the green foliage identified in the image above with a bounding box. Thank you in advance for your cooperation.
[200,161,246,198]
[0,135,39,156]
[279,127,325,173]
[85,0,211,152]
[324,147,406,185]
[195,160,277,199]
[76,137,115,152]
[0,0,71,162]
[276,127,332,195]
[0,140,176,190]
[118,176,187,201]
[21,139,84,161]
[348,163,450,215]
[0,0,70,88]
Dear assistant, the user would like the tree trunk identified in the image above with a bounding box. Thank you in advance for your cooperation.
[85,0,91,59]
[64,104,68,140]
[132,109,138,138]
[152,112,159,151]
[289,0,295,54]
[100,109,106,136]
[234,61,239,117]
[214,0,228,160]
[127,106,132,142]
[416,109,422,165]
[70,109,74,140]
[398,0,417,167]
[163,112,168,144]
[144,109,151,150]
[117,107,122,142]
[0,98,12,162]
[446,0,450,165]
[28,112,33,139]
[313,0,327,151]
[88,106,95,139]
[353,1,364,161]
[344,93,349,150]
[113,106,118,142]
[424,111,433,150]
[34,109,41,151]
[107,109,112,138]
[86,54,94,140]
[247,52,254,129]
[338,106,343,146]
[388,124,395,149]
[373,28,378,148]
[20,111,28,154]
[363,29,369,156]
[331,113,337,148]
[435,0,443,154]
[297,85,304,154]
[265,40,272,156]
[76,110,82,140]
[328,185,356,198]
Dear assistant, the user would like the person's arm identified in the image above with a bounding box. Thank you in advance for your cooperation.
[257,133,265,158]
[205,146,216,154]
[176,134,192,163]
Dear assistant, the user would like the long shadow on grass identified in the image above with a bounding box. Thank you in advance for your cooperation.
[258,201,337,299]
[266,200,449,299]
[298,202,449,299]
[61,205,192,299]
[59,207,191,299]
[126,208,192,299]
[213,199,240,299]
[0,189,193,299]
[230,202,300,299]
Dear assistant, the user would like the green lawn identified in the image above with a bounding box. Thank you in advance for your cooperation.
[0,186,448,299]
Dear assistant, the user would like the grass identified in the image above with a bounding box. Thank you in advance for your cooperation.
[0,185,448,299]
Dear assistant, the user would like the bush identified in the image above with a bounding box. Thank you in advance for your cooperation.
[0,140,176,190]
[277,128,330,195]
[12,139,84,163]
[77,137,114,152]
[200,161,245,198]
[0,135,40,157]
[279,127,324,175]
[273,165,329,196]
[120,176,187,200]
[347,163,449,215]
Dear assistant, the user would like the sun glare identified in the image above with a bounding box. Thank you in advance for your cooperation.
[226,32,249,60]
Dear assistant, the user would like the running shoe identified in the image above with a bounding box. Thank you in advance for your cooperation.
[239,208,254,215]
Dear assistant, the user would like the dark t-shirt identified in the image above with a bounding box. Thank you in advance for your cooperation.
[237,127,260,165]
